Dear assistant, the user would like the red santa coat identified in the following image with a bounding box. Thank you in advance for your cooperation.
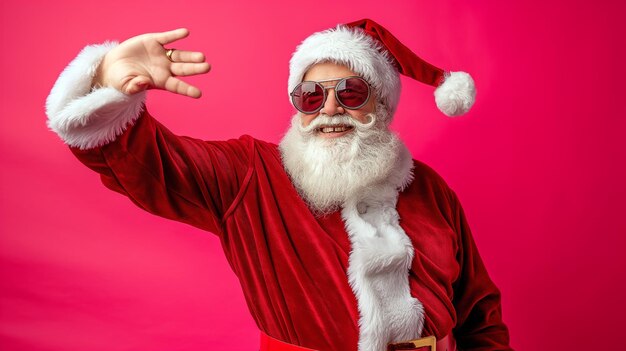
[70,111,511,351]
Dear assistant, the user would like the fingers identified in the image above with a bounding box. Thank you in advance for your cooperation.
[170,62,211,77]
[164,76,202,98]
[149,29,206,98]
[155,28,189,45]
[169,50,205,63]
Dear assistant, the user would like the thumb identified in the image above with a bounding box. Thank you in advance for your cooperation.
[125,76,153,95]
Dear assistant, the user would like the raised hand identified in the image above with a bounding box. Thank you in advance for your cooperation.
[93,28,210,98]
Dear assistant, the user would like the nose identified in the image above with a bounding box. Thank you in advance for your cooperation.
[320,88,345,116]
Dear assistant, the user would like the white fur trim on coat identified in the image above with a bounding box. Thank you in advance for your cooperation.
[46,42,146,150]
[289,25,401,119]
[342,145,423,351]
[435,71,476,117]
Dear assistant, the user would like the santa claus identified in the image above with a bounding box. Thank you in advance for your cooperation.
[46,19,511,351]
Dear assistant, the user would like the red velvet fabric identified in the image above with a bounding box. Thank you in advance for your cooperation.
[346,19,446,87]
[71,111,511,351]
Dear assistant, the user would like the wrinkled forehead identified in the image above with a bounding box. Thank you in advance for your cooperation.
[303,61,359,82]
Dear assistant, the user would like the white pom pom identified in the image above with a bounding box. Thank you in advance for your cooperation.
[434,71,476,117]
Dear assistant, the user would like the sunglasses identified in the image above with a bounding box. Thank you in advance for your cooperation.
[290,76,371,114]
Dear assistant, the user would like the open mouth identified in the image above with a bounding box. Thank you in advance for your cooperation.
[317,125,354,134]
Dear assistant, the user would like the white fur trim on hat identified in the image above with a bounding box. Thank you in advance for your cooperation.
[46,42,146,150]
[435,71,476,117]
[289,25,401,118]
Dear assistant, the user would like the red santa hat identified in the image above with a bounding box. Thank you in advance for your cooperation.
[288,18,476,117]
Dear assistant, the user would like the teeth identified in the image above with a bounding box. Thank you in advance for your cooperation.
[320,126,351,133]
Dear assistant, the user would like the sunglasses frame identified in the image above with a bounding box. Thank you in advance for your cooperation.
[290,76,371,114]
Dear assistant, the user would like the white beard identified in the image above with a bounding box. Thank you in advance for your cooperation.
[279,105,404,215]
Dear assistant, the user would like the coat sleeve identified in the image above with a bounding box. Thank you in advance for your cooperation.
[72,112,254,235]
[46,42,254,235]
[449,191,513,351]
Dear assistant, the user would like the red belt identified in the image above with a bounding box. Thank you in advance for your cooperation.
[260,332,456,351]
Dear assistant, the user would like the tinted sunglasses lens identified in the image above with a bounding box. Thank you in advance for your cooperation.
[336,78,369,108]
[292,82,324,113]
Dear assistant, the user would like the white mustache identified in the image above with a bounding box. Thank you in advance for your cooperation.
[299,114,375,135]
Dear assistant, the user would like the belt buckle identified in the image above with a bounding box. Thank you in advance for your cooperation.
[387,335,437,351]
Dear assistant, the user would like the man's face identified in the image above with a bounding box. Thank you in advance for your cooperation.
[280,63,401,214]
[299,62,376,138]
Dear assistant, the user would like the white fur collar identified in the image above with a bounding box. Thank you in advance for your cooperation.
[341,143,422,351]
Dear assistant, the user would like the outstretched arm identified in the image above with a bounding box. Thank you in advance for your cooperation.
[46,30,253,236]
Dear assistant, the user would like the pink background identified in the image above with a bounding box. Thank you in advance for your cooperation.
[1,0,625,350]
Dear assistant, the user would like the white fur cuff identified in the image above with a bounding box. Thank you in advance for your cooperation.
[46,42,146,150]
